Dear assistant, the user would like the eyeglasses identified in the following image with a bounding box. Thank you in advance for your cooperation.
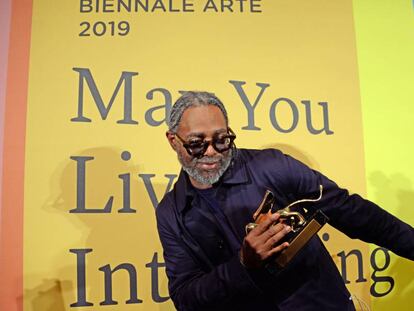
[174,128,236,158]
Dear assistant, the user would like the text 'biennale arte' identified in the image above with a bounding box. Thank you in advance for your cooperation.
[78,0,263,36]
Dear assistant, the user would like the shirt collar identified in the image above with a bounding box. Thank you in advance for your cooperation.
[221,149,249,185]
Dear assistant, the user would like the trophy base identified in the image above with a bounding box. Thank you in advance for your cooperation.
[275,210,328,268]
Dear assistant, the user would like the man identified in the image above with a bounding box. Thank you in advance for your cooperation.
[156,91,414,310]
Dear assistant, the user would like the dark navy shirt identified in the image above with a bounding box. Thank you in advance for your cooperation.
[156,148,414,311]
[196,187,240,253]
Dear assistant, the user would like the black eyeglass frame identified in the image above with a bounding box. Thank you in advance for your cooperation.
[174,128,236,158]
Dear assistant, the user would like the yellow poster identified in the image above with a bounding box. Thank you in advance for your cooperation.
[13,0,398,310]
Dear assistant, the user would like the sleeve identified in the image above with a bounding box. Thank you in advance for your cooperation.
[156,197,275,311]
[279,152,414,260]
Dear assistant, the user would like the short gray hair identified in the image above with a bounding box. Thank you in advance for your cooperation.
[167,91,228,133]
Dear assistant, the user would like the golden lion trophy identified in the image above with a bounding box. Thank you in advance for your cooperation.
[245,185,328,268]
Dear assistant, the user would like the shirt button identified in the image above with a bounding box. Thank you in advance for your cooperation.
[218,239,224,249]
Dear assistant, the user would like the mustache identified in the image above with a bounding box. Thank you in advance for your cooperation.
[195,156,223,164]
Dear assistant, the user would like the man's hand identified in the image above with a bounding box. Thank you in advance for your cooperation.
[240,213,291,268]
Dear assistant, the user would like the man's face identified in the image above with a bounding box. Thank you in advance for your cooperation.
[168,105,233,189]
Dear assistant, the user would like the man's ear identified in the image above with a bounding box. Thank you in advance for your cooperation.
[166,131,177,151]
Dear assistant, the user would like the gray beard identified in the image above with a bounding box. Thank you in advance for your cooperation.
[179,149,233,186]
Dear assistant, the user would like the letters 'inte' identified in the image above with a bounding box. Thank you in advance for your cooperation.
[70,249,169,307]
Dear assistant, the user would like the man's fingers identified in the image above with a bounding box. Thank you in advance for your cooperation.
[249,213,281,236]
[264,224,291,248]
[242,213,293,267]
[267,242,290,257]
[264,222,288,239]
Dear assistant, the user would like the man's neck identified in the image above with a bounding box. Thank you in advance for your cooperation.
[189,176,213,190]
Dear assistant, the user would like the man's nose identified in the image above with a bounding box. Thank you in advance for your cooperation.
[203,141,217,157]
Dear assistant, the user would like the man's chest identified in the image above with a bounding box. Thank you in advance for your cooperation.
[181,183,292,264]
